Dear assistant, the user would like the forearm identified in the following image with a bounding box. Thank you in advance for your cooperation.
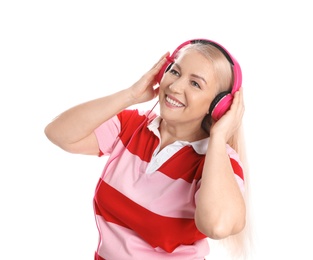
[195,135,246,239]
[44,88,134,148]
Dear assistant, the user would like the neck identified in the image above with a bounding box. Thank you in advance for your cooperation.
[159,119,208,149]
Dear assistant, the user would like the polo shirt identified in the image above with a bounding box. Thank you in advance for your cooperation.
[93,109,244,260]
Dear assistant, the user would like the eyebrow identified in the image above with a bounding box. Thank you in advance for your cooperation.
[174,63,207,84]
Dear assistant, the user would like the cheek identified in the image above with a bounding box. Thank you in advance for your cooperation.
[158,81,168,93]
[200,101,211,115]
[191,94,212,112]
[157,82,165,93]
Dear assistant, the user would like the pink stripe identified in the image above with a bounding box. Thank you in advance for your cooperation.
[235,174,245,193]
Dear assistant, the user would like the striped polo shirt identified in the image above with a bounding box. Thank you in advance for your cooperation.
[93,109,244,260]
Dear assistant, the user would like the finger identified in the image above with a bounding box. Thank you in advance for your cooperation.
[234,88,244,119]
[238,88,245,114]
[149,53,170,81]
[151,52,170,69]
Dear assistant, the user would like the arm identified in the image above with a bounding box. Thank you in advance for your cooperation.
[44,52,169,155]
[195,88,246,239]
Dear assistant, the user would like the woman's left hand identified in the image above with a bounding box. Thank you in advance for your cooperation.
[209,88,245,142]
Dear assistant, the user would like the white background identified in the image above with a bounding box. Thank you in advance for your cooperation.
[1,1,312,259]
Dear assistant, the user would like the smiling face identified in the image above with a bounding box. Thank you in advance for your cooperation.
[158,48,219,134]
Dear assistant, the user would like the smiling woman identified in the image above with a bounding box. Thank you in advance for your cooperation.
[44,38,252,260]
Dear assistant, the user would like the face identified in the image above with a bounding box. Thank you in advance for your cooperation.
[158,48,218,130]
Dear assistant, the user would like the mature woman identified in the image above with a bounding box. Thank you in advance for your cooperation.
[45,39,251,260]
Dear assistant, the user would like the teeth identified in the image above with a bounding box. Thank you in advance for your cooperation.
[166,96,184,107]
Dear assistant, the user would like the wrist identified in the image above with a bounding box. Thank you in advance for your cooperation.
[120,88,138,107]
[209,133,227,146]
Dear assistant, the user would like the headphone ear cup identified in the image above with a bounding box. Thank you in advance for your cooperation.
[209,91,233,121]
[164,62,173,73]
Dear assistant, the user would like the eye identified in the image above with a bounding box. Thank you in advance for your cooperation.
[191,81,201,89]
[169,68,180,77]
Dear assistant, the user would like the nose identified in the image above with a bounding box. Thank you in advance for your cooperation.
[168,78,185,93]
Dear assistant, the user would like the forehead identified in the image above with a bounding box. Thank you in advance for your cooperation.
[175,49,216,80]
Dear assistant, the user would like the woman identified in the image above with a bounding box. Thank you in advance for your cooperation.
[45,39,251,259]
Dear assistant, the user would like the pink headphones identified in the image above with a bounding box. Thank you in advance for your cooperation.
[156,39,242,121]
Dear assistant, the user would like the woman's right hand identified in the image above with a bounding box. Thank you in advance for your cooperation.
[128,52,170,104]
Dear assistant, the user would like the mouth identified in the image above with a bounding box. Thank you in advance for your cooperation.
[165,95,185,107]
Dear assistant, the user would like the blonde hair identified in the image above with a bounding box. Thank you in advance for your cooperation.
[222,125,254,260]
[182,43,254,259]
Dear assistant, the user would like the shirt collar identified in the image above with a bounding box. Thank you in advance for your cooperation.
[147,116,209,155]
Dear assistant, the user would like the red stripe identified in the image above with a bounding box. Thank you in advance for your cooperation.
[159,146,205,182]
[94,180,206,253]
[230,157,244,180]
[118,110,159,162]
[94,252,105,260]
